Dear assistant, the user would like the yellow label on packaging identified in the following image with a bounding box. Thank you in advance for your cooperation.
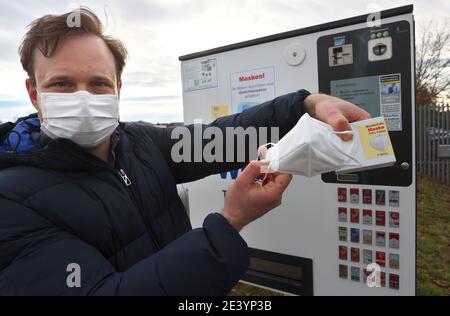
[211,105,228,120]
[357,121,394,160]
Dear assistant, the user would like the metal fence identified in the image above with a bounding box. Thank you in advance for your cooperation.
[417,103,450,185]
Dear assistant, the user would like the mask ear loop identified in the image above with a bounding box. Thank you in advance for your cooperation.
[257,142,276,185]
[327,131,362,168]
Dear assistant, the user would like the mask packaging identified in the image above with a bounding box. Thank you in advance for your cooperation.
[258,113,396,177]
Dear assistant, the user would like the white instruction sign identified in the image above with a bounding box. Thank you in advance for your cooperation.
[379,74,402,131]
[182,57,218,92]
[231,67,275,113]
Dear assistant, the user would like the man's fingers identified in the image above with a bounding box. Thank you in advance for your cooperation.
[265,172,293,192]
[346,106,371,122]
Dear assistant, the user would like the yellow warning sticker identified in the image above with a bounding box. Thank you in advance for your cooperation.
[211,105,228,120]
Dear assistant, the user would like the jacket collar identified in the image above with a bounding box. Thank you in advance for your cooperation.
[0,113,123,172]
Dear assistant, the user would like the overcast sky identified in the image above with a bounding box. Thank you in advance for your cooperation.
[0,0,449,123]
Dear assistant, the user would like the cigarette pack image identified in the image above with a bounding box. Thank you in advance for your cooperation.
[337,116,396,174]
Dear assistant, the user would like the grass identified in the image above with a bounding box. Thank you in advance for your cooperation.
[231,176,450,296]
[416,176,450,296]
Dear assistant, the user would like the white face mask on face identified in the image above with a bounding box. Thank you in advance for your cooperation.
[38,90,120,148]
[258,113,361,177]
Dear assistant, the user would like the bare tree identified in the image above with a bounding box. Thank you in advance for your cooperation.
[416,21,450,105]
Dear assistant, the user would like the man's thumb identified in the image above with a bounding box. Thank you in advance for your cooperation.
[238,160,265,184]
[329,112,353,141]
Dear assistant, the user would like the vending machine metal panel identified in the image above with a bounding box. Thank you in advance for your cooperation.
[179,5,415,296]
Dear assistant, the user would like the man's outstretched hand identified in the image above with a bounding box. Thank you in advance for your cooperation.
[221,160,293,232]
[304,93,371,141]
[221,93,370,231]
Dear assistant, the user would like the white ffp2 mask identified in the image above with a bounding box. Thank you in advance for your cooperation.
[39,90,119,148]
[258,113,361,177]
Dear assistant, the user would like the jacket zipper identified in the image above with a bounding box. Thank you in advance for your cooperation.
[113,167,161,250]
[118,169,132,186]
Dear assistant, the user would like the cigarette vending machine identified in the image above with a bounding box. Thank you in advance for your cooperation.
[179,5,415,295]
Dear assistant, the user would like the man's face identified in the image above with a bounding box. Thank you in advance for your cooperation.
[26,33,121,118]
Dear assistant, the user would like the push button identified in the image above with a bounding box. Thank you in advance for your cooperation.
[373,43,387,56]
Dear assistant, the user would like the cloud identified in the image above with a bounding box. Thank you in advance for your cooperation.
[122,95,180,102]
[0,0,449,124]
[0,102,34,124]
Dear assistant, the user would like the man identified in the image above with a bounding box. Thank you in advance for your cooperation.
[0,8,369,295]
